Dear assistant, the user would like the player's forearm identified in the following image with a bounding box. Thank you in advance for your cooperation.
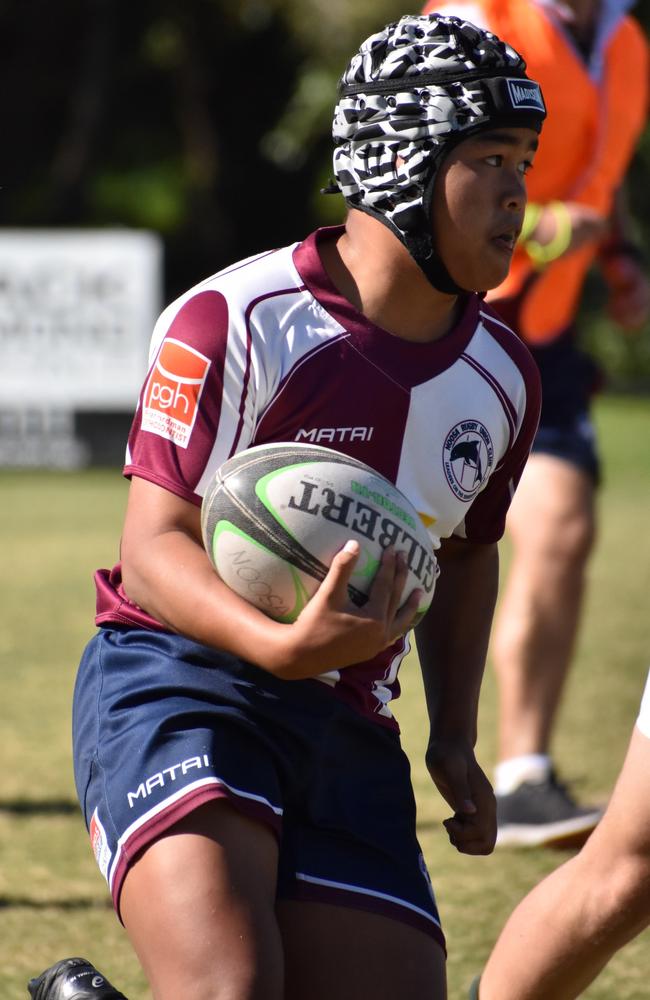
[416,538,499,745]
[120,524,413,682]
[120,526,298,674]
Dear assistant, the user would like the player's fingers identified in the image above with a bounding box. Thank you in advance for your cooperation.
[439,759,477,818]
[389,586,423,641]
[447,835,494,856]
[363,546,400,614]
[385,550,410,622]
[443,817,495,855]
[318,539,360,605]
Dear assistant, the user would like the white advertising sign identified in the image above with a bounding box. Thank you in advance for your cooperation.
[0,229,162,409]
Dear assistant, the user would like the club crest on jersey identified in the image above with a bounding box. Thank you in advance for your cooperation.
[142,337,210,448]
[443,420,494,502]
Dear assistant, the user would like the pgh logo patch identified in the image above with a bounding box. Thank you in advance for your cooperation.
[443,420,494,502]
[142,338,210,448]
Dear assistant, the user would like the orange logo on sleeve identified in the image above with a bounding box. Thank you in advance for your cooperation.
[142,338,211,448]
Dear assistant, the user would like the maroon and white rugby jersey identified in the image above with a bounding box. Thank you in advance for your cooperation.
[95,226,540,728]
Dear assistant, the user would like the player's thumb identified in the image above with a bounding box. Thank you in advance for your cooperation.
[445,757,477,816]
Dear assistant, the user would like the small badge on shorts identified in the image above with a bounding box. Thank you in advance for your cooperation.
[418,851,437,905]
[443,420,494,501]
[90,807,112,883]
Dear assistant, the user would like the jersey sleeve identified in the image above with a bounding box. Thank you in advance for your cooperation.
[460,319,541,543]
[124,288,251,505]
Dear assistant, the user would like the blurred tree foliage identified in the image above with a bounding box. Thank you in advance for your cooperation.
[0,0,648,383]
[0,0,401,298]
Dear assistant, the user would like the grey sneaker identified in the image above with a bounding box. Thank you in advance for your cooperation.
[496,771,603,848]
[28,958,128,1000]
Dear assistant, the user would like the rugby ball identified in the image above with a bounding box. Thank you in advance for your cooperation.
[200,442,437,624]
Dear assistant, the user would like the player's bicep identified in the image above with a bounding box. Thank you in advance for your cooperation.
[121,475,204,566]
[119,475,262,642]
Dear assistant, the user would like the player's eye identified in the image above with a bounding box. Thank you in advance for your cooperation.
[484,154,503,166]
[518,159,534,175]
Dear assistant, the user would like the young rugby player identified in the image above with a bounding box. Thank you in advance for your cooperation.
[31,14,545,999]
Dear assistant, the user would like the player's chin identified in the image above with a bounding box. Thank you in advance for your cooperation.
[481,267,512,292]
[467,241,515,291]
[450,258,510,293]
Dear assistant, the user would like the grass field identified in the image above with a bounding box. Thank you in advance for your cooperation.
[1,394,649,999]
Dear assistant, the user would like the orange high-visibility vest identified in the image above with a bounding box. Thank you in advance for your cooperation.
[424,0,649,343]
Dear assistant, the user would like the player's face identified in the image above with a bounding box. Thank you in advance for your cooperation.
[431,128,539,291]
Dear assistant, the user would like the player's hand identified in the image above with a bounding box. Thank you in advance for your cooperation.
[425,737,496,855]
[284,542,422,678]
[602,255,650,330]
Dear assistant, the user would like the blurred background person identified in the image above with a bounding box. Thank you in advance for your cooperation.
[426,0,650,847]
[469,666,650,999]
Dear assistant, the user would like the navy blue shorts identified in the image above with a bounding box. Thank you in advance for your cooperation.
[72,627,444,950]
[532,413,600,483]
[528,335,601,482]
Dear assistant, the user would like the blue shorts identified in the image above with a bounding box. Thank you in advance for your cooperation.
[532,414,600,483]
[529,336,601,483]
[72,627,445,950]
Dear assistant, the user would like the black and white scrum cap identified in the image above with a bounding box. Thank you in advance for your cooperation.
[329,14,546,293]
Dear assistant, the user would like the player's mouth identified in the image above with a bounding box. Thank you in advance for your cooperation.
[491,229,518,255]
